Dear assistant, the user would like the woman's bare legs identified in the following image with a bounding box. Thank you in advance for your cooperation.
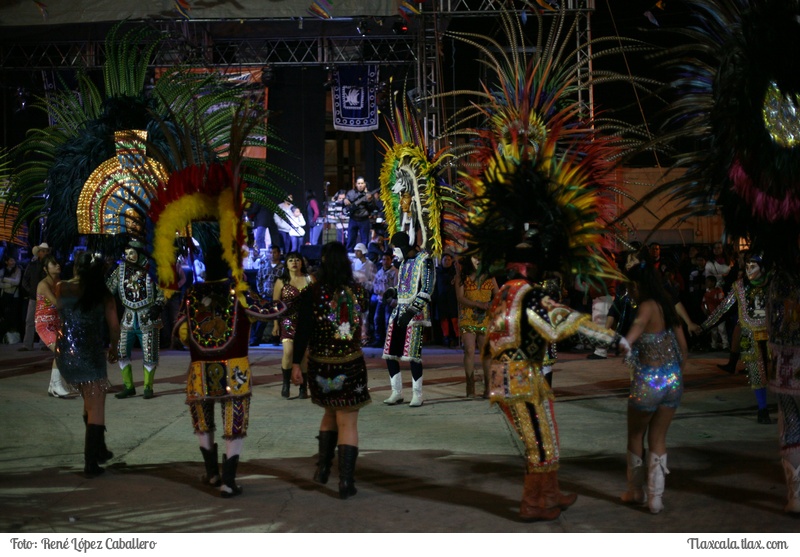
[334,408,359,446]
[82,386,107,426]
[281,339,294,370]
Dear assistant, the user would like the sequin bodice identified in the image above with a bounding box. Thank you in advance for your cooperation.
[35,293,57,323]
[628,329,683,370]
[304,282,367,361]
[56,293,108,379]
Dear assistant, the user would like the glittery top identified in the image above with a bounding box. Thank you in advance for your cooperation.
[292,281,367,364]
[627,329,683,371]
[35,293,58,325]
[183,279,250,360]
[55,293,108,384]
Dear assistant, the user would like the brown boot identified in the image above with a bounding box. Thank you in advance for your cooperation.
[543,470,578,510]
[520,473,561,521]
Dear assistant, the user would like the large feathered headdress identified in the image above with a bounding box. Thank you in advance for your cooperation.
[377,85,454,258]
[2,23,288,258]
[143,98,278,303]
[440,4,650,287]
[631,0,800,265]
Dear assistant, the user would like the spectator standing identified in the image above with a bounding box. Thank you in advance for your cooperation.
[251,245,284,346]
[0,255,23,340]
[434,253,459,348]
[19,242,50,351]
[247,201,273,252]
[288,205,306,253]
[306,190,323,245]
[344,177,376,252]
[704,241,732,288]
[370,253,398,347]
[274,195,295,252]
[351,243,376,344]
[367,233,389,264]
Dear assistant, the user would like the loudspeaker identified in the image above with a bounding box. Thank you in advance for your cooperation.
[301,244,322,263]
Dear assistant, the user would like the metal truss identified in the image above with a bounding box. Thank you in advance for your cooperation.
[1,1,593,70]
[0,34,417,70]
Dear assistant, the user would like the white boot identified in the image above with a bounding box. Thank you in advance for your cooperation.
[647,453,669,514]
[782,459,800,514]
[383,373,404,405]
[48,364,72,398]
[620,451,646,504]
[409,377,423,407]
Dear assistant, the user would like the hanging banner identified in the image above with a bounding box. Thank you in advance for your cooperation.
[332,65,379,132]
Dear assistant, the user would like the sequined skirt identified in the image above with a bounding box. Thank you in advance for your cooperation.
[308,354,371,409]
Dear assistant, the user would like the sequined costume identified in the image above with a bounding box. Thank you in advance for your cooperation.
[35,293,59,347]
[486,280,619,472]
[383,251,434,363]
[55,291,111,394]
[107,260,165,369]
[176,279,272,439]
[700,277,768,390]
[292,281,372,409]
[277,276,312,342]
[626,329,684,413]
[767,269,800,465]
[458,275,494,334]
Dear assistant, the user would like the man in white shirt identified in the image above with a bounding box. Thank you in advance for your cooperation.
[274,195,295,253]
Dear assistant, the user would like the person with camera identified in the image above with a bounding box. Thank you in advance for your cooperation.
[344,177,376,253]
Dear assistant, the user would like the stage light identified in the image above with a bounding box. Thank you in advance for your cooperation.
[393,21,408,34]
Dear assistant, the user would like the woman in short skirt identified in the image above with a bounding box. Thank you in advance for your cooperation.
[291,241,371,499]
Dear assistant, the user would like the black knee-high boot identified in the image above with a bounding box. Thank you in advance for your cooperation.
[314,431,338,484]
[84,424,106,478]
[200,444,221,486]
[220,454,243,498]
[338,445,359,500]
[281,368,291,398]
[84,414,113,464]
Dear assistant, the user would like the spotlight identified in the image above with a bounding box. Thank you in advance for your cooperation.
[392,21,409,35]
[16,87,30,112]
[356,19,367,36]
[407,87,423,110]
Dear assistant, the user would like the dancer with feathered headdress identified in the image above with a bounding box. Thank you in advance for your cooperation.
[441,4,655,521]
[376,86,454,408]
[138,100,286,498]
[640,0,800,514]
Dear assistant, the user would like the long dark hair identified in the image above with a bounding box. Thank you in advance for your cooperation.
[41,254,60,279]
[279,251,308,281]
[458,255,478,285]
[626,250,681,330]
[317,241,353,288]
[73,252,109,312]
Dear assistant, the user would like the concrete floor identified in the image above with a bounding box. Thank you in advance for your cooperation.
[0,341,798,535]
